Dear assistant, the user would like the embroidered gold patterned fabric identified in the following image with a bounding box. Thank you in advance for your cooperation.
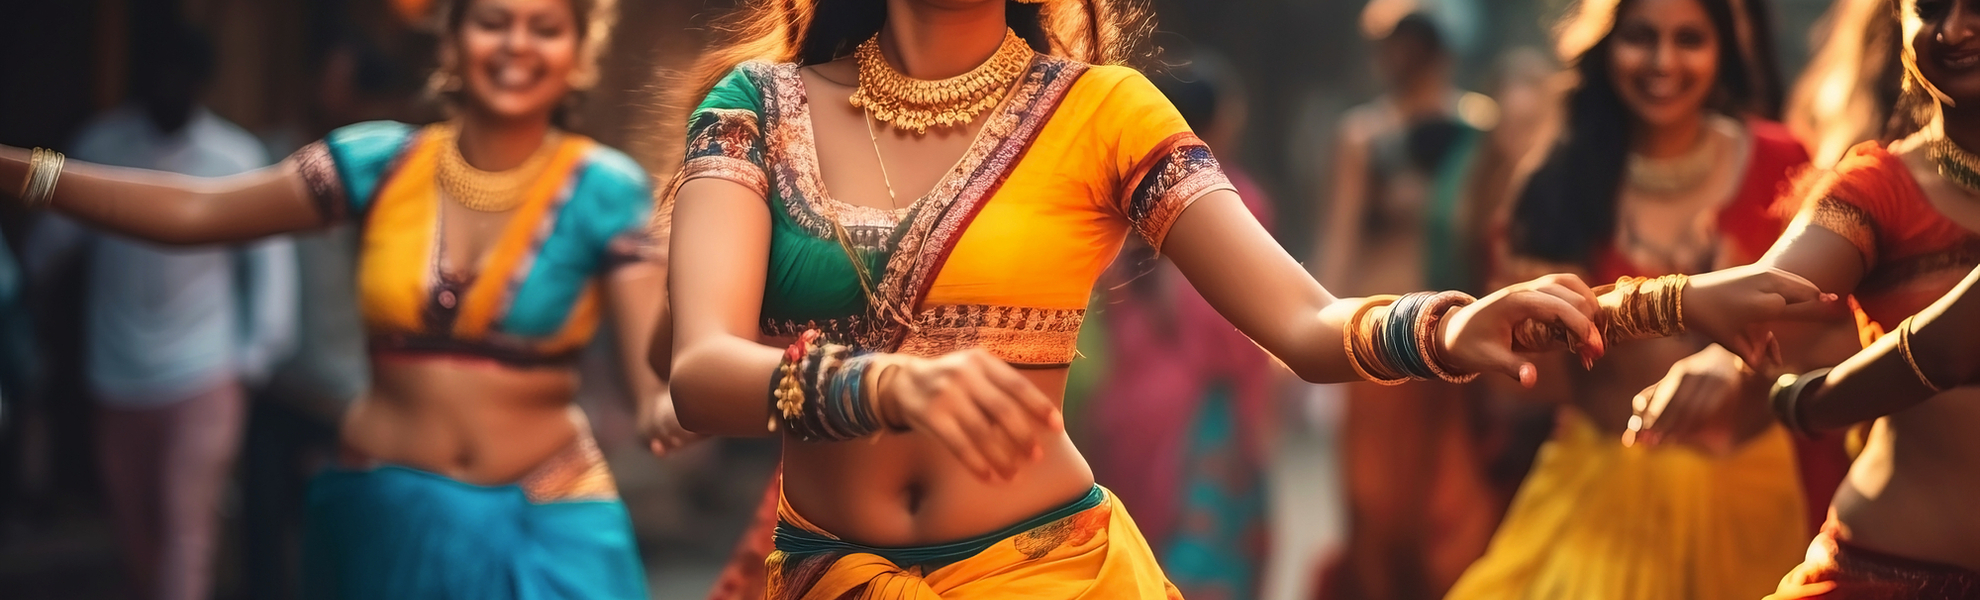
[519,435,619,503]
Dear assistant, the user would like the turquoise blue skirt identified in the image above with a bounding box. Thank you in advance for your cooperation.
[302,464,648,600]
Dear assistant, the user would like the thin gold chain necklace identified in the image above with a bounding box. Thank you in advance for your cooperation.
[848,28,1032,135]
[434,122,561,212]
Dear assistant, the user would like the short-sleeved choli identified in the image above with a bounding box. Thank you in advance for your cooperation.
[289,121,656,365]
[673,58,1233,365]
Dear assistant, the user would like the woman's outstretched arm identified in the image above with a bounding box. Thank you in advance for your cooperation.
[1,145,322,244]
[1795,263,1980,431]
[1164,189,1610,387]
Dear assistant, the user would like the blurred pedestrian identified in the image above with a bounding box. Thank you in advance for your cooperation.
[1082,49,1279,600]
[1,0,688,596]
[20,22,297,600]
[1309,8,1504,600]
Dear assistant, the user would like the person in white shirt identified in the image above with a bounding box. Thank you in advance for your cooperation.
[24,24,296,600]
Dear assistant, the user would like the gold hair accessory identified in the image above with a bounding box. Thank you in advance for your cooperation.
[434,122,560,212]
[850,28,1033,135]
[1929,136,1980,196]
[20,147,64,210]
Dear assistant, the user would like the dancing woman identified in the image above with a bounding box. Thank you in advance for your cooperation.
[2,0,672,597]
[657,0,1816,596]
[1447,0,1852,598]
[1630,0,1980,595]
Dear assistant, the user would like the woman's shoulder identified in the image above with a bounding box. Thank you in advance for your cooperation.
[573,140,656,205]
[325,120,420,147]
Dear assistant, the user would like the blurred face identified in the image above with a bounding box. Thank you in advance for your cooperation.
[454,0,581,122]
[1912,0,1980,107]
[1607,0,1720,131]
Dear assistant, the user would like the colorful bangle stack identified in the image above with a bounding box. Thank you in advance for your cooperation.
[768,329,894,442]
[1596,274,1687,342]
[1344,291,1479,385]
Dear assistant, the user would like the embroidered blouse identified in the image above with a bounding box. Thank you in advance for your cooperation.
[1794,142,1980,347]
[674,57,1232,366]
[290,121,656,366]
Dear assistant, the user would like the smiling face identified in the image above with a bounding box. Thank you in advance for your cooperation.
[450,0,583,123]
[1607,0,1722,131]
[1911,0,1980,107]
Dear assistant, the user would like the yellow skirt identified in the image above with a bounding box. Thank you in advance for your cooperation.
[1445,409,1808,600]
[766,485,1180,599]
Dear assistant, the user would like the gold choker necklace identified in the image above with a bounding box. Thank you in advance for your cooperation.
[1625,122,1727,195]
[1930,136,1980,196]
[435,122,560,212]
[849,29,1033,135]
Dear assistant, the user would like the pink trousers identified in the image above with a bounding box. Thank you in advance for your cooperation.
[95,382,245,600]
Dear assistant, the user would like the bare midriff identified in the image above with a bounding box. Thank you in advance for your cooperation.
[779,367,1095,547]
[338,355,585,485]
[1831,388,1980,571]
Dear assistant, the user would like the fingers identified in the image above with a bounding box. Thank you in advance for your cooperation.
[1534,273,1600,316]
[1757,267,1826,305]
[956,366,1041,473]
[975,353,1062,432]
[924,412,1000,481]
[1470,343,1541,388]
[1517,292,1606,361]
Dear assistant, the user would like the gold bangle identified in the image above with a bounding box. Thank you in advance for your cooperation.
[1897,316,1945,393]
[20,147,64,209]
[1345,296,1408,386]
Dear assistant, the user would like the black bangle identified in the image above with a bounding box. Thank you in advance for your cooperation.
[1769,367,1831,437]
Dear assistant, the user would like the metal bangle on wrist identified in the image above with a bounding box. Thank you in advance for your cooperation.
[1769,367,1831,437]
[19,147,64,209]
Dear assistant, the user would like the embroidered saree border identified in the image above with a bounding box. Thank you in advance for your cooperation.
[875,57,1089,350]
[1120,132,1233,251]
[764,304,1085,366]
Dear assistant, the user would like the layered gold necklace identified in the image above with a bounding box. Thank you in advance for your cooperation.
[848,28,1034,135]
[1929,136,1980,196]
[434,122,561,212]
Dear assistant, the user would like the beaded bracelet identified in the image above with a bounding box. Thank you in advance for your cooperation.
[767,329,894,442]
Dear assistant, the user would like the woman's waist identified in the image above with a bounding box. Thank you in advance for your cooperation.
[341,380,585,485]
[324,428,620,503]
[779,430,1095,548]
[1836,399,1980,569]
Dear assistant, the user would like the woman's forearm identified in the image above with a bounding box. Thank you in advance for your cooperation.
[1801,264,1980,429]
[669,336,782,436]
[4,146,320,244]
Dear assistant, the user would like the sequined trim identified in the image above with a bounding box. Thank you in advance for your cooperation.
[873,57,1089,350]
[678,107,769,197]
[289,141,347,223]
[764,304,1085,366]
[896,305,1085,366]
[1808,196,1878,268]
[518,435,619,503]
[748,62,906,251]
[1122,133,1232,251]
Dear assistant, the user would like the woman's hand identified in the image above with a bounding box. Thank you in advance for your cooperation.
[639,389,708,456]
[1439,274,1606,388]
[875,350,1063,483]
[1625,343,1780,454]
[1683,265,1834,365]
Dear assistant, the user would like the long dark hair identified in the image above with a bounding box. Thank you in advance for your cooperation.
[1507,0,1776,265]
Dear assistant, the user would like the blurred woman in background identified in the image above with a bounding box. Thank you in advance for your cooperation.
[1447,0,1846,598]
[0,0,680,597]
